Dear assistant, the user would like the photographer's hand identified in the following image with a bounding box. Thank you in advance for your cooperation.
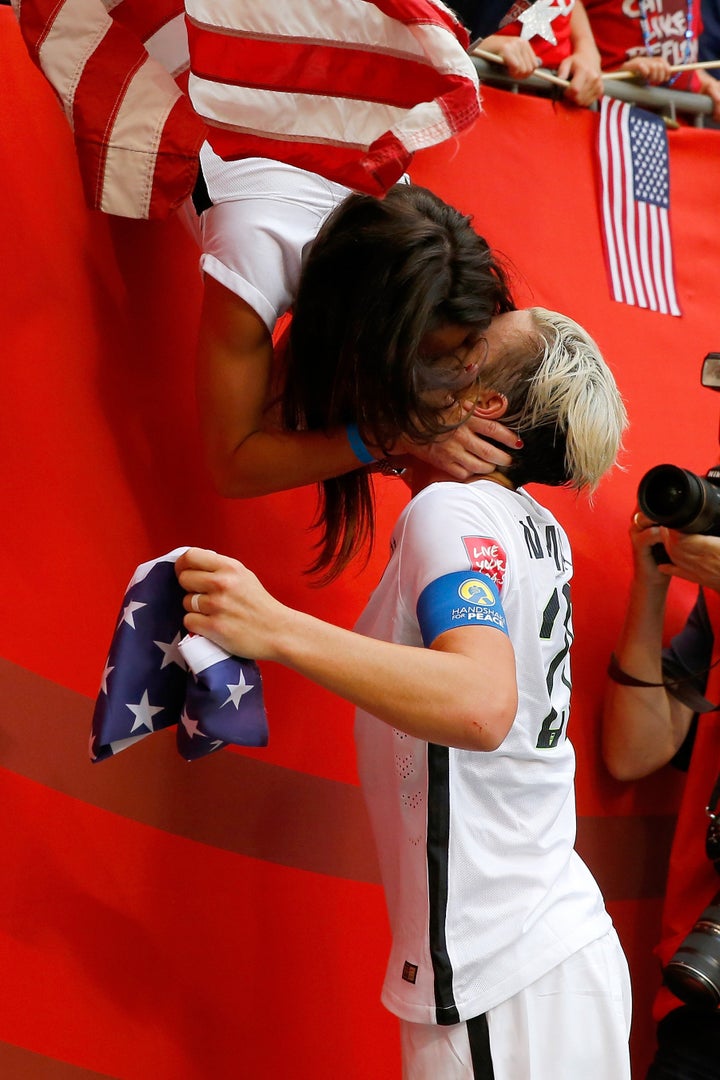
[657,531,720,593]
[630,509,673,591]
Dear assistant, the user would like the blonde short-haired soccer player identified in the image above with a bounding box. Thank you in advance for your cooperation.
[175,307,631,1080]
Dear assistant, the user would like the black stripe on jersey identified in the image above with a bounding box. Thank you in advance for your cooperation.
[427,744,459,1025]
[539,587,560,639]
[467,1014,495,1079]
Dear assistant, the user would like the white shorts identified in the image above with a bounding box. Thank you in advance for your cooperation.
[399,929,632,1080]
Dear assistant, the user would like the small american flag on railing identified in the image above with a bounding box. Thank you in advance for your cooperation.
[597,97,681,317]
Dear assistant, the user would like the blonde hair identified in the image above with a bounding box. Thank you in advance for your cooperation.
[479,307,628,492]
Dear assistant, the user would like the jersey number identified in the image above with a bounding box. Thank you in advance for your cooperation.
[536,583,572,749]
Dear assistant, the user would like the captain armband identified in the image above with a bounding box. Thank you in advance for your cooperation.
[416,571,508,648]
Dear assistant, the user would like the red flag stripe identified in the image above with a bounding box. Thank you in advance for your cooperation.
[67,21,200,216]
[12,0,65,58]
[183,0,467,59]
[109,0,185,45]
[207,127,411,194]
[186,27,459,107]
[15,0,479,218]
[100,58,186,216]
[184,0,481,166]
[371,0,469,37]
[26,0,206,218]
[146,95,208,216]
[658,205,680,315]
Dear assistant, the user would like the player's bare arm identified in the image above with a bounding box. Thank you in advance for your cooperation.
[176,547,517,751]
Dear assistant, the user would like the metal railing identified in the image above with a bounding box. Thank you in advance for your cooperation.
[471,56,716,127]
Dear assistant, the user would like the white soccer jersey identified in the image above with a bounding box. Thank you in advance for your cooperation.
[354,479,612,1026]
[196,151,353,331]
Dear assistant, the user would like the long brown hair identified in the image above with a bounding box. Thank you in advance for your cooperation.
[282,184,515,582]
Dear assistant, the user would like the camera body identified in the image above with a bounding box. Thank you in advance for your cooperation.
[636,353,720,540]
[664,891,720,1008]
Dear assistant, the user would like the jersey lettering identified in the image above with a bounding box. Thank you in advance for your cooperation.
[461,536,507,589]
[521,517,543,559]
[545,525,563,572]
[536,583,573,749]
[521,517,564,572]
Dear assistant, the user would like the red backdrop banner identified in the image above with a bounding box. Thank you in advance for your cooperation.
[3,10,720,1076]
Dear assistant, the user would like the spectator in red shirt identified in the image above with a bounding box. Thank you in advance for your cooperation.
[584,0,720,120]
[476,0,604,106]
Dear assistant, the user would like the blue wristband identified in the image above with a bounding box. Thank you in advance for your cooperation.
[346,423,376,465]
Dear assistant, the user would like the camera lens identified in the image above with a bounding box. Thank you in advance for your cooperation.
[638,465,720,535]
[664,892,720,1008]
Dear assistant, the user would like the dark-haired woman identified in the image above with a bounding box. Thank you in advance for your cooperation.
[190,154,518,505]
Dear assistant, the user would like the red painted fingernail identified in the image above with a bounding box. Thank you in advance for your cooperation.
[515,438,524,448]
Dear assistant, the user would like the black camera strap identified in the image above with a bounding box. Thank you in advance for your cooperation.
[608,653,720,713]
[668,677,720,716]
[660,642,720,715]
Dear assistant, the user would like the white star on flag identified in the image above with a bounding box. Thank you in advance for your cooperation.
[222,672,255,709]
[91,550,269,762]
[118,600,146,629]
[126,690,165,733]
[154,632,188,670]
[180,709,206,740]
[518,0,562,44]
[100,662,114,695]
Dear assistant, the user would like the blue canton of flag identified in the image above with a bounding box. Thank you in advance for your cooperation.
[630,109,669,209]
[90,549,268,763]
[597,98,681,316]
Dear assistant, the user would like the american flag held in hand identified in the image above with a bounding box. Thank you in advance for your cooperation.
[91,549,268,763]
[597,97,681,317]
[13,0,482,219]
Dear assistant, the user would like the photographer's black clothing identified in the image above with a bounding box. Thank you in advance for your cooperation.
[647,1007,720,1080]
[663,591,712,770]
[663,592,713,710]
[645,590,720,1078]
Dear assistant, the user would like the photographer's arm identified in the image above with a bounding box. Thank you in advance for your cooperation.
[175,548,517,752]
[602,513,694,780]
